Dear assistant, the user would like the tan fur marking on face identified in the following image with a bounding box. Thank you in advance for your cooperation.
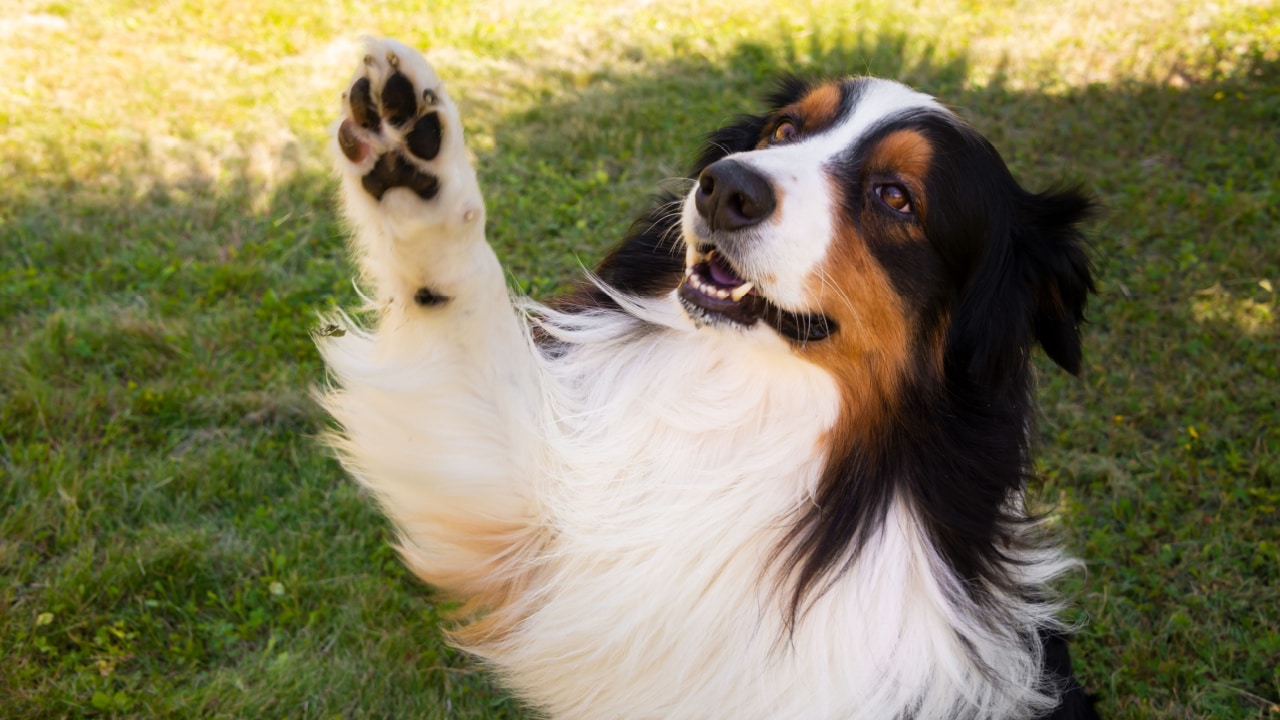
[872,129,933,177]
[795,83,843,133]
[924,312,949,380]
[757,83,844,149]
[799,216,913,445]
[867,129,934,221]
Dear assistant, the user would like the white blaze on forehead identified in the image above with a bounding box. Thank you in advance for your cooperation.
[706,79,944,310]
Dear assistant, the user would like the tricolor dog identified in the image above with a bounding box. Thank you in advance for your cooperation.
[317,37,1099,720]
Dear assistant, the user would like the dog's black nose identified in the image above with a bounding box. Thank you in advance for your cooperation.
[695,159,776,232]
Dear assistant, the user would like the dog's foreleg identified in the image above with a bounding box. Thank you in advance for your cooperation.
[317,38,543,601]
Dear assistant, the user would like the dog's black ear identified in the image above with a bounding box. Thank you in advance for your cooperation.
[947,184,1095,388]
[1022,188,1095,375]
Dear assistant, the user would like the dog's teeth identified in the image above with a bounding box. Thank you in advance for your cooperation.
[729,282,754,302]
[714,288,729,299]
[685,266,694,277]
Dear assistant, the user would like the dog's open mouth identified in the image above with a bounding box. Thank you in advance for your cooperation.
[677,247,837,342]
[678,249,768,327]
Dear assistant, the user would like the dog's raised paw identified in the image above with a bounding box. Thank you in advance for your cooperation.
[335,38,451,202]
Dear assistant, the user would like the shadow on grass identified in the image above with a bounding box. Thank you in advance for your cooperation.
[2,23,1277,720]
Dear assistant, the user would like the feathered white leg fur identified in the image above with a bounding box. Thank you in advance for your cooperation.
[317,38,544,606]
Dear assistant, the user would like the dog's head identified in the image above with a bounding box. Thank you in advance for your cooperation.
[678,77,1093,415]
[672,77,1095,617]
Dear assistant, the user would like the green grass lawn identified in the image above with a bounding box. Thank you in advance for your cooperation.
[2,0,1277,717]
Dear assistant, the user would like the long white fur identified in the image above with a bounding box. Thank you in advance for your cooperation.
[318,38,1075,720]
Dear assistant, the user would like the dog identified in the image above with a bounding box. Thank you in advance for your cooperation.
[317,37,1100,720]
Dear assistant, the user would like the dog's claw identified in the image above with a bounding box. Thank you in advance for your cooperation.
[423,88,439,106]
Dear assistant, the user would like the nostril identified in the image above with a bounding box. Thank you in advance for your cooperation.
[730,191,755,220]
[699,172,716,196]
[695,168,718,227]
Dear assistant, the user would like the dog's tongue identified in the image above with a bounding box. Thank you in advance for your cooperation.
[707,251,744,287]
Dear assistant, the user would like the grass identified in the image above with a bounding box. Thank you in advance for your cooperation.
[1,0,1277,717]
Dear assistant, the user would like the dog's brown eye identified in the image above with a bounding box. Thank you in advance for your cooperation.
[876,184,912,213]
[772,120,798,144]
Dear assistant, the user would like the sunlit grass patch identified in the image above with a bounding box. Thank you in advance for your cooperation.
[1192,282,1276,336]
[1,0,1277,718]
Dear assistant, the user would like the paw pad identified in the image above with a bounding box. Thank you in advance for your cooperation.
[379,72,417,127]
[339,52,447,201]
[360,152,440,201]
[348,77,379,131]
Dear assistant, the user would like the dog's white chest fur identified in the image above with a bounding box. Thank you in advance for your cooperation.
[482,315,947,719]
